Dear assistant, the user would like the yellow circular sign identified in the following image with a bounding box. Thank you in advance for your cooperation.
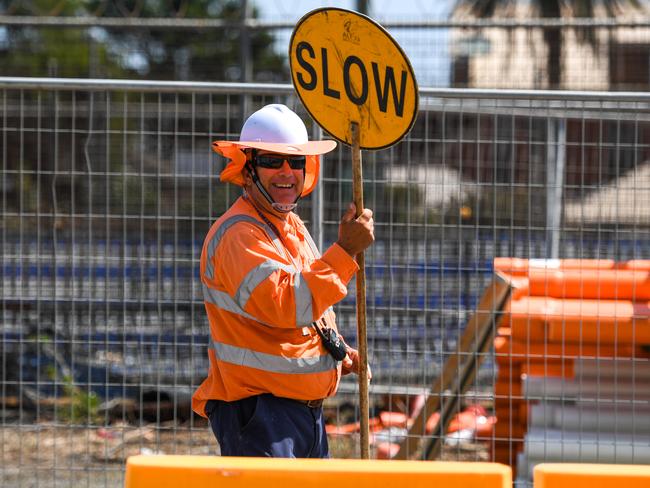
[289,8,419,150]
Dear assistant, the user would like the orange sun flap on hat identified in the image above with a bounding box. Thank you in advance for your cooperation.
[212,141,330,197]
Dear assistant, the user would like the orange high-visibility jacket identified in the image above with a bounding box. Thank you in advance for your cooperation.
[192,196,359,417]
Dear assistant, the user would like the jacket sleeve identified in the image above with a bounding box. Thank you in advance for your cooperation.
[206,222,358,328]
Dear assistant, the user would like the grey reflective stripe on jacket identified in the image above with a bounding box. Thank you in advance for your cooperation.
[235,259,314,326]
[203,213,315,326]
[202,283,268,325]
[204,215,283,280]
[302,227,321,258]
[235,260,295,309]
[293,272,313,325]
[211,341,337,374]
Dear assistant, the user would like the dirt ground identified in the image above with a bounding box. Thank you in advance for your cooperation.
[1,404,490,487]
[1,419,216,487]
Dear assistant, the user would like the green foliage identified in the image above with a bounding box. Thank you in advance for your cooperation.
[59,375,101,424]
[43,365,101,424]
[0,0,287,81]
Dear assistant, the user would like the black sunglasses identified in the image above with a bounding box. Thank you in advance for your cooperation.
[252,152,307,170]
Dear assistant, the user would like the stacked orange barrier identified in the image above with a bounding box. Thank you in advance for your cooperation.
[492,258,650,474]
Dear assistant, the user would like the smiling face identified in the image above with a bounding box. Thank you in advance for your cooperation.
[243,150,305,218]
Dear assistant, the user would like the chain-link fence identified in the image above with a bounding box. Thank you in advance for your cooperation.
[2,78,650,486]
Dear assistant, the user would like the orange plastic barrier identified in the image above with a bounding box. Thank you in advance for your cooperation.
[494,258,618,275]
[534,463,650,488]
[327,408,493,436]
[497,362,577,380]
[490,258,650,475]
[521,362,574,378]
[494,422,526,440]
[493,336,639,364]
[495,380,523,398]
[494,258,650,275]
[493,441,523,467]
[506,297,650,344]
[125,456,512,488]
[527,269,650,300]
[335,405,497,460]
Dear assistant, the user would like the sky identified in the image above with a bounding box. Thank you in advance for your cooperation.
[254,0,455,87]
[254,0,452,21]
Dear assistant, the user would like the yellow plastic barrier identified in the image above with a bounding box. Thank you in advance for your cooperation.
[534,463,650,488]
[125,456,511,488]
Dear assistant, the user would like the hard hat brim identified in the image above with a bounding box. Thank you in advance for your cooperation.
[212,139,337,156]
[212,140,335,196]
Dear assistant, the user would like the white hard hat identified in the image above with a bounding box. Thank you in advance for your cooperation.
[212,104,337,195]
[240,104,309,146]
[217,104,336,155]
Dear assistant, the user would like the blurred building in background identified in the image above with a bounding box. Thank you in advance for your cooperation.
[450,0,650,91]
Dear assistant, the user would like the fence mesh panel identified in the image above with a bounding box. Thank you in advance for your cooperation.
[2,80,650,486]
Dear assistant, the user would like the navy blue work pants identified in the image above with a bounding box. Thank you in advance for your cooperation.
[205,394,329,458]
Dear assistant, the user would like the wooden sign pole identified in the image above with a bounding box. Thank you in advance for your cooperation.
[290,7,419,462]
[350,121,370,459]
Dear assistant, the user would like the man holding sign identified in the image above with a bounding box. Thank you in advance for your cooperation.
[192,103,374,458]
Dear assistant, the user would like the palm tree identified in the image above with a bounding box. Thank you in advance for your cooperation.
[453,0,648,88]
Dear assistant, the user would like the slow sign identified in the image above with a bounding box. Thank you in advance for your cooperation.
[289,8,418,150]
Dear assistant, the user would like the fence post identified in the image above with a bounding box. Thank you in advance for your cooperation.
[239,0,252,125]
[546,117,565,258]
[311,124,324,251]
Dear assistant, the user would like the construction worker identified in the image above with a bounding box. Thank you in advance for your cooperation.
[192,104,374,458]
